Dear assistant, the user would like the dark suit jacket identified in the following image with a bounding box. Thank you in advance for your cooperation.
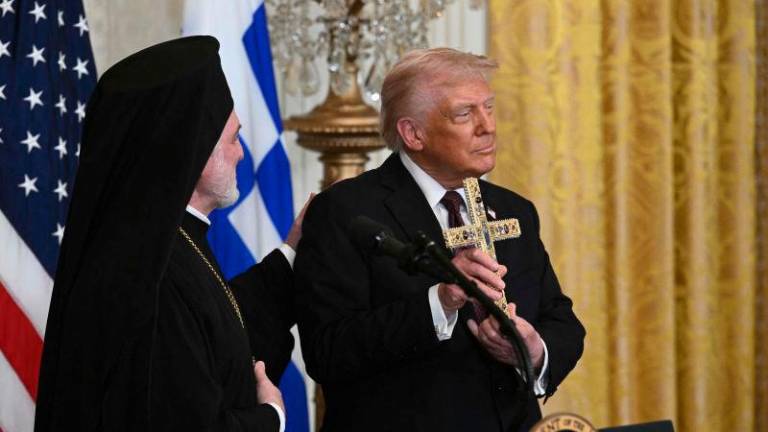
[295,154,585,432]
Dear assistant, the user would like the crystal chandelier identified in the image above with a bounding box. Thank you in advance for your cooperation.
[266,0,485,104]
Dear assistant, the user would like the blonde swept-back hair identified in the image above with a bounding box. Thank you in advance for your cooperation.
[379,47,498,151]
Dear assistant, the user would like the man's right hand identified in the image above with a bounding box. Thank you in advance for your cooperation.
[253,361,285,413]
[284,193,315,251]
[437,248,507,314]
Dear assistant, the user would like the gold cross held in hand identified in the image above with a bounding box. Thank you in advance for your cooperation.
[442,178,521,312]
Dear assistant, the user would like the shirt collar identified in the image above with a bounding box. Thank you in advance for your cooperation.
[398,151,467,211]
[185,205,211,225]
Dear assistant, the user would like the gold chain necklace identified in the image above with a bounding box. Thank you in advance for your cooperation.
[177,226,246,329]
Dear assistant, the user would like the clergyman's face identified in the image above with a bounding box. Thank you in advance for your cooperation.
[197,111,244,209]
[410,76,496,188]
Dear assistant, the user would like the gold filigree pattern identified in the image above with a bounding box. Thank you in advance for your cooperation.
[442,178,521,311]
[489,1,762,430]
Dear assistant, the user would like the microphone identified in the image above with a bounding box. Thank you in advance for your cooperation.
[349,215,413,261]
[348,216,450,280]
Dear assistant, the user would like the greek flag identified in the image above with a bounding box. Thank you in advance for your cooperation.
[183,1,310,431]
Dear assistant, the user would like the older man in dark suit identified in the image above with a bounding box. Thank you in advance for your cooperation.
[294,48,585,432]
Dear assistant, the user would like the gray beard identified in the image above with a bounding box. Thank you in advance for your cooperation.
[216,179,239,209]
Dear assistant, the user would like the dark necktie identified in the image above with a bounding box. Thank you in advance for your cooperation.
[440,190,465,228]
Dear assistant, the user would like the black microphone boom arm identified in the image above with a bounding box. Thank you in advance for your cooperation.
[348,216,536,395]
[411,231,536,395]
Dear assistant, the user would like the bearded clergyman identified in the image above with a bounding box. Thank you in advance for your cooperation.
[35,36,301,432]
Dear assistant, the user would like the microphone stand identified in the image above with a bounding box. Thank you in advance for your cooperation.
[406,231,536,396]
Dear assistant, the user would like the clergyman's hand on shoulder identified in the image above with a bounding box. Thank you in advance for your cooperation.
[437,248,507,314]
[285,193,315,250]
[253,361,285,413]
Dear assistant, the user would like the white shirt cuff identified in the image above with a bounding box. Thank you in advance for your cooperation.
[532,338,549,396]
[266,402,285,432]
[427,284,458,341]
[278,244,296,269]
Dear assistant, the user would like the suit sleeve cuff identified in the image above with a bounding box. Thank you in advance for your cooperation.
[428,284,458,341]
[266,402,285,432]
[533,338,550,396]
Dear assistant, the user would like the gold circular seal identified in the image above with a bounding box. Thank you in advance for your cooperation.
[530,412,597,432]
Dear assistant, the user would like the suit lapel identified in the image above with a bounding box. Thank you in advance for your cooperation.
[378,154,447,253]
[479,182,529,293]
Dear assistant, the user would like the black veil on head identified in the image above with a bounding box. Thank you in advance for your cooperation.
[35,36,233,431]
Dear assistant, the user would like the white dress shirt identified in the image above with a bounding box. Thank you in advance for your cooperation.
[186,205,288,431]
[398,152,550,396]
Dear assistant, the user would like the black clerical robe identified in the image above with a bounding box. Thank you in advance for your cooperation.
[114,212,294,431]
[35,37,293,432]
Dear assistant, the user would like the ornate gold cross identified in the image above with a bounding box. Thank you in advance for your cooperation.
[442,178,521,311]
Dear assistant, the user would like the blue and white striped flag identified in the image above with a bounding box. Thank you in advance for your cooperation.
[182,2,310,431]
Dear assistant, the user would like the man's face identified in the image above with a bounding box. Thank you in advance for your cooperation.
[409,76,496,188]
[197,111,244,209]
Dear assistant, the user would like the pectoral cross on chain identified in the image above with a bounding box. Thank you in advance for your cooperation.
[442,178,521,312]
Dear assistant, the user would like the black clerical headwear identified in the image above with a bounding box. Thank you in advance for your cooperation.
[35,36,233,431]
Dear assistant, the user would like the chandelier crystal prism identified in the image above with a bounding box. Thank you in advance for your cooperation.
[265,0,484,103]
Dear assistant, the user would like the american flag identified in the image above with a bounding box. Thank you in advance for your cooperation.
[0,0,96,430]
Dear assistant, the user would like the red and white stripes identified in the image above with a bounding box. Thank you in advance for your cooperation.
[0,211,53,432]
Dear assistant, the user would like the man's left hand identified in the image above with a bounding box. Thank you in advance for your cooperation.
[467,302,544,369]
